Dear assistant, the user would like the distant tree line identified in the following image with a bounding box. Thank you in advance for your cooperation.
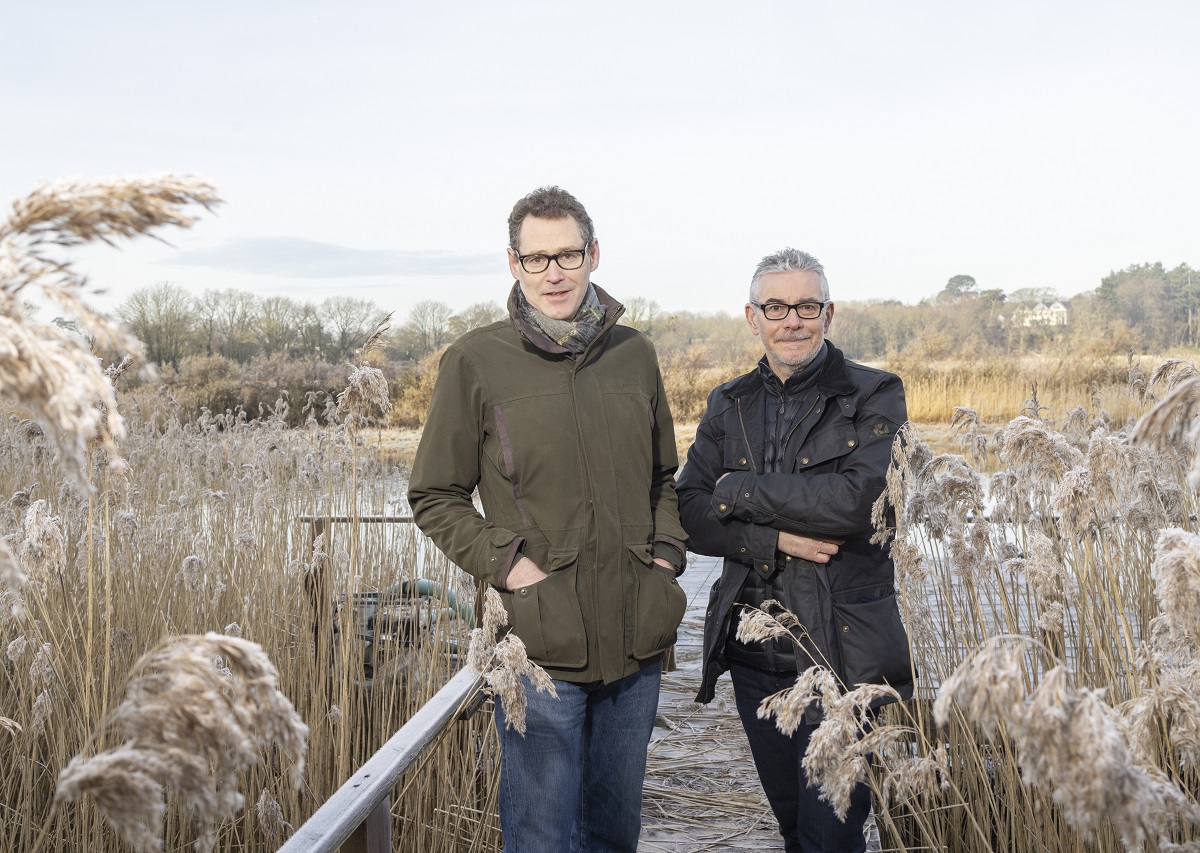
[103,261,1194,426]
[115,262,1196,373]
[834,262,1198,366]
[115,283,507,367]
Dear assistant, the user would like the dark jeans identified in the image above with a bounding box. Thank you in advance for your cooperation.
[494,661,661,853]
[729,663,871,853]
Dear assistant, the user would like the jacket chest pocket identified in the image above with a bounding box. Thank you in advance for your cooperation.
[791,422,857,472]
[722,434,753,472]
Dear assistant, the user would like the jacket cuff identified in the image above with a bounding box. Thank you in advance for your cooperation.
[652,540,686,574]
[711,469,753,521]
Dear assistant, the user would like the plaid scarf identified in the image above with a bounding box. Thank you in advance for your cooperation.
[515,283,606,355]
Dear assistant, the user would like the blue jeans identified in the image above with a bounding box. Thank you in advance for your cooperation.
[729,664,871,853]
[494,661,661,853]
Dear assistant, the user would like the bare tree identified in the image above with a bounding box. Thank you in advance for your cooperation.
[255,296,304,357]
[195,288,259,362]
[117,282,197,367]
[449,300,505,336]
[620,296,661,335]
[294,302,326,359]
[397,300,455,359]
[321,296,388,363]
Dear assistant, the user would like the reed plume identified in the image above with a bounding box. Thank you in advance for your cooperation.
[950,406,989,465]
[1150,358,1200,393]
[734,599,804,647]
[1134,377,1200,490]
[1151,528,1200,646]
[934,636,1200,848]
[255,788,291,840]
[336,364,393,435]
[802,683,903,820]
[0,538,25,622]
[737,606,915,821]
[465,587,556,735]
[0,174,221,492]
[1122,638,1200,773]
[56,633,308,853]
[19,499,66,576]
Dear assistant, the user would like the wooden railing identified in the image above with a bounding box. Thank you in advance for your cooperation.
[277,666,485,853]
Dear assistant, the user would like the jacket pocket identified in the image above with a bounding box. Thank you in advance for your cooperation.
[792,423,857,472]
[629,543,687,659]
[830,585,912,688]
[722,434,753,472]
[509,550,587,669]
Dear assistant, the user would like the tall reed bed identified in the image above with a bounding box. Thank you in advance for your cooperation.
[0,395,501,851]
[751,364,1200,851]
[897,352,1150,425]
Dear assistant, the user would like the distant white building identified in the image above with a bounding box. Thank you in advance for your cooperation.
[1002,300,1069,327]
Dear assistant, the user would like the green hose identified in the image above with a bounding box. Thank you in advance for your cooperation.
[383,578,475,626]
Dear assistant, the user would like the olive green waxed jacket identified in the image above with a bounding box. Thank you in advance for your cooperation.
[407,285,688,684]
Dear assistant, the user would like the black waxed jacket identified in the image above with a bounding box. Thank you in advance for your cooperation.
[677,342,914,719]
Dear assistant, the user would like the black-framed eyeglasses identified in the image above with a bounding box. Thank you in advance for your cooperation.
[752,300,830,321]
[514,243,591,274]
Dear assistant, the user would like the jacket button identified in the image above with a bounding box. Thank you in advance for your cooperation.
[490,557,497,562]
[718,503,728,512]
[785,555,792,561]
[762,564,770,571]
[520,589,529,596]
[847,440,856,447]
[744,492,750,498]
[842,625,849,632]
[740,547,747,552]
[801,457,809,465]
[739,457,747,465]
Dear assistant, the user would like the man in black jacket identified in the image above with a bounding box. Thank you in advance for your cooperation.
[676,248,912,853]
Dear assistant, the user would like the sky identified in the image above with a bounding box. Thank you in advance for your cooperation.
[2,0,1198,323]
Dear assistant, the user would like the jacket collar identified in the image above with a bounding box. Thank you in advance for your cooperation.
[757,344,828,398]
[725,342,855,401]
[507,282,625,356]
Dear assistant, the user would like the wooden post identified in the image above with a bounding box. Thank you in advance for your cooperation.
[341,797,390,853]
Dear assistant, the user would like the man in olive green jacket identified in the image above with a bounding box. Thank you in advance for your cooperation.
[408,186,687,853]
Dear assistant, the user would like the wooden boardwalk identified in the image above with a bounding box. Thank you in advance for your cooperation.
[639,555,785,851]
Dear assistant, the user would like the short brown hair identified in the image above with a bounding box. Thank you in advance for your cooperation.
[507,186,595,250]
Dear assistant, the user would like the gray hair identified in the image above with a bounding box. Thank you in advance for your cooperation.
[749,248,830,302]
